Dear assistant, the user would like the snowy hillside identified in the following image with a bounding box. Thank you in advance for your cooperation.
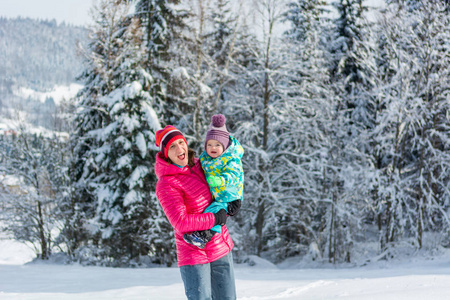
[14,83,82,106]
[0,82,82,136]
[0,17,86,133]
[0,17,87,89]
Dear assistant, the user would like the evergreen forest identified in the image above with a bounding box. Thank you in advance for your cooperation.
[1,0,450,267]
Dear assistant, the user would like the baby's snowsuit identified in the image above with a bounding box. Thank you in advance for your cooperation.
[199,135,244,232]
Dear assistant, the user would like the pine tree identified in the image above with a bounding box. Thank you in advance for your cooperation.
[309,0,376,263]
[220,0,289,257]
[207,0,235,66]
[90,78,162,262]
[370,0,450,254]
[162,0,217,150]
[328,0,367,88]
[276,0,339,262]
[69,1,166,265]
[134,0,184,64]
[67,0,129,261]
[205,0,240,114]
[133,0,188,127]
[90,12,163,265]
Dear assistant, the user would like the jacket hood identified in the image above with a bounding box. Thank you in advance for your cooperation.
[200,135,243,163]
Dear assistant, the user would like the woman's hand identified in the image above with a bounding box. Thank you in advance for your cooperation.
[227,200,241,216]
[214,209,227,226]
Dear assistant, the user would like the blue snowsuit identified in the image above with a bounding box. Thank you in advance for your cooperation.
[199,135,244,233]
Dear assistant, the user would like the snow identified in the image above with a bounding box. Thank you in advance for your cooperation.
[141,101,161,132]
[172,67,189,80]
[121,114,140,133]
[14,83,83,106]
[116,154,132,170]
[135,132,147,158]
[0,174,23,187]
[123,190,139,207]
[127,165,148,190]
[0,238,35,266]
[1,238,450,299]
[0,116,69,139]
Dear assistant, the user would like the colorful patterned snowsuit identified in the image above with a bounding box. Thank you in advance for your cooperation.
[199,135,244,232]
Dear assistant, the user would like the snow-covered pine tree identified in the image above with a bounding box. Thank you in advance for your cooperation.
[309,0,375,263]
[284,0,328,42]
[67,0,129,261]
[205,0,240,114]
[274,0,338,262]
[371,0,450,255]
[161,0,217,150]
[90,13,164,265]
[133,0,187,128]
[70,0,166,265]
[134,0,184,63]
[327,0,375,136]
[222,0,290,257]
[328,0,367,90]
[207,0,235,67]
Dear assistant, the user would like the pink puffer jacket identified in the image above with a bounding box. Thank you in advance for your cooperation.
[155,152,234,266]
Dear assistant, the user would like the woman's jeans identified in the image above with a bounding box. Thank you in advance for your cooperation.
[180,252,236,300]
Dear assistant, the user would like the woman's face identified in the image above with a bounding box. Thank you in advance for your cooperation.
[167,138,188,166]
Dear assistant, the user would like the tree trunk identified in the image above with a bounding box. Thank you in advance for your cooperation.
[262,33,271,150]
[37,201,48,260]
[255,200,265,256]
[328,202,335,263]
[417,144,426,249]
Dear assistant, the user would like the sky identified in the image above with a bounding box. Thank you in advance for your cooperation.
[0,0,94,26]
[0,0,386,28]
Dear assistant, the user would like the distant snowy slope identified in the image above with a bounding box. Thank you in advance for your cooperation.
[14,83,83,105]
[0,17,88,90]
[0,17,87,132]
[0,115,69,138]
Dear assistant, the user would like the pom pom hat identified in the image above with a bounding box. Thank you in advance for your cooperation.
[205,114,230,151]
[155,125,187,158]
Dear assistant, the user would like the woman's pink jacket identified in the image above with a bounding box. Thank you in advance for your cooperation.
[155,152,234,266]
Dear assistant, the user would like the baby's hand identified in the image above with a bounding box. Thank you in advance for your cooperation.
[207,176,223,187]
[227,200,241,216]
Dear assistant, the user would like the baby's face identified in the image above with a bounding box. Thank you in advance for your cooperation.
[206,139,224,158]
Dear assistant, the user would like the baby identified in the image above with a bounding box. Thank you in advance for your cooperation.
[183,114,244,248]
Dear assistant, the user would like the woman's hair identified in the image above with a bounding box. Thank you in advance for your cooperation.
[163,148,197,167]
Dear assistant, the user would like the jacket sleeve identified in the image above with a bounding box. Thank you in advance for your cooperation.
[220,158,243,186]
[219,140,244,187]
[156,181,216,234]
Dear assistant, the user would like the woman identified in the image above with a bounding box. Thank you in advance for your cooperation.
[154,125,237,300]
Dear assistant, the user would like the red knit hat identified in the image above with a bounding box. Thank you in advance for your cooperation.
[155,125,187,158]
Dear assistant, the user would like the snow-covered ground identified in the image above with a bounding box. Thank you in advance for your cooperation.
[1,238,450,300]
